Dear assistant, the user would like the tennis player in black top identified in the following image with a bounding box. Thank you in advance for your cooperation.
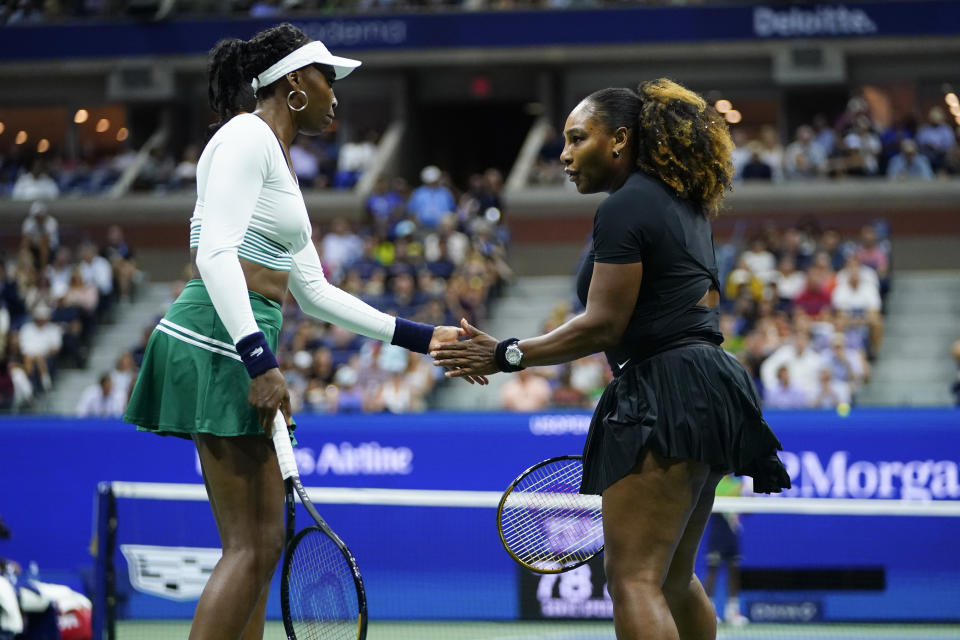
[432,78,790,639]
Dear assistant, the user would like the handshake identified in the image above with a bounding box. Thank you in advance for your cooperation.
[428,318,503,384]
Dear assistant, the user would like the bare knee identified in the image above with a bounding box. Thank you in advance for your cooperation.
[662,574,696,608]
[222,528,285,583]
[604,558,661,603]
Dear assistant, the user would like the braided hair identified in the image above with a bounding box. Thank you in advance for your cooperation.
[207,23,311,132]
[586,78,734,217]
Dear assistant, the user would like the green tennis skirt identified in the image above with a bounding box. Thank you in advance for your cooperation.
[124,280,284,439]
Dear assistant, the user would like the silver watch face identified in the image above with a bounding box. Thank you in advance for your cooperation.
[505,344,523,366]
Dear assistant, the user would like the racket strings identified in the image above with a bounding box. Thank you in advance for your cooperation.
[287,528,361,640]
[499,458,604,572]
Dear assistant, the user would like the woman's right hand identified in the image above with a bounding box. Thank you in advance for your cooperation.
[248,367,290,431]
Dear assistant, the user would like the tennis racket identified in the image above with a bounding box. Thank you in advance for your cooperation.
[496,455,604,574]
[271,412,368,640]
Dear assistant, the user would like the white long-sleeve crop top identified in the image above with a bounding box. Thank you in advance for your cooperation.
[192,113,396,345]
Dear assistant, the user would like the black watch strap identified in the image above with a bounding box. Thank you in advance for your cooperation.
[495,338,524,372]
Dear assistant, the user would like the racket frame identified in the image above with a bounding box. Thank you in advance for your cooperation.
[273,414,368,640]
[496,454,604,575]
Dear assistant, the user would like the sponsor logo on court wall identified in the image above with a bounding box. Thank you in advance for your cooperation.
[528,414,592,436]
[297,441,414,476]
[748,601,822,623]
[763,451,960,500]
[753,5,878,38]
[520,556,612,620]
[120,545,221,600]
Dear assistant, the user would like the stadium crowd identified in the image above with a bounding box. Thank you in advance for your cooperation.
[0,126,378,198]
[0,201,138,411]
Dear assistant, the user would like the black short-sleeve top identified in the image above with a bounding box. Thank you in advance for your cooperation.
[576,171,723,372]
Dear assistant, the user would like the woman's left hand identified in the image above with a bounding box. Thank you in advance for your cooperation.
[430,324,490,385]
[431,318,500,378]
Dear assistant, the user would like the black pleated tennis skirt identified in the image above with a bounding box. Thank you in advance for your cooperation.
[580,341,790,496]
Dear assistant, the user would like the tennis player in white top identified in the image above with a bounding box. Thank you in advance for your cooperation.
[138,23,483,640]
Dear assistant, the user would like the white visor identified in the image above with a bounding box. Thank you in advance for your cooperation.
[251,41,361,93]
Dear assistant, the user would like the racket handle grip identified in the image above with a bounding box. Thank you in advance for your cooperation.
[271,411,298,480]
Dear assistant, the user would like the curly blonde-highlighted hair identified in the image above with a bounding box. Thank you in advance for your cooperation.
[586,78,734,217]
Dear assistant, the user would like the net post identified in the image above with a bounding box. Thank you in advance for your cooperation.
[92,482,118,640]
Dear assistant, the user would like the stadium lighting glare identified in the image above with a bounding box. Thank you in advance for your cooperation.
[116,127,129,142]
[96,118,111,133]
[37,139,50,153]
[724,109,742,124]
[15,130,27,145]
[946,93,959,108]
[714,99,732,114]
[74,109,89,124]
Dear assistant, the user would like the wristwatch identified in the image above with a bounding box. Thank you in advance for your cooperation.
[505,341,524,367]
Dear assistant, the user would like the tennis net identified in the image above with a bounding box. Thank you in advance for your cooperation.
[92,481,960,640]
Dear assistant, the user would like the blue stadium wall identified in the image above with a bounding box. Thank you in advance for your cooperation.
[1,409,958,624]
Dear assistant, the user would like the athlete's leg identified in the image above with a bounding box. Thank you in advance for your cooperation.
[662,473,722,640]
[189,434,285,640]
[602,449,711,640]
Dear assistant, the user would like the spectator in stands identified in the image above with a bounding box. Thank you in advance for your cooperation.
[832,259,883,357]
[110,352,138,402]
[740,142,773,181]
[763,364,808,409]
[78,242,113,310]
[20,201,59,269]
[728,128,750,181]
[290,137,321,188]
[811,114,836,158]
[854,225,890,298]
[407,165,455,229]
[0,263,27,330]
[334,129,377,188]
[11,159,59,201]
[840,115,882,176]
[17,304,60,392]
[46,247,73,301]
[75,372,125,417]
[916,107,955,172]
[886,138,934,180]
[771,256,806,303]
[784,125,827,179]
[321,218,363,278]
[364,176,405,227]
[809,366,851,409]
[740,237,776,284]
[500,368,552,411]
[103,225,138,302]
[757,125,784,182]
[823,332,869,391]
[793,264,833,317]
[760,331,822,398]
[171,144,200,190]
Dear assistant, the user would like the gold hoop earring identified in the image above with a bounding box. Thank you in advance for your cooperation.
[287,89,308,112]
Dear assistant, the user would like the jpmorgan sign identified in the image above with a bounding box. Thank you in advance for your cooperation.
[770,450,960,500]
